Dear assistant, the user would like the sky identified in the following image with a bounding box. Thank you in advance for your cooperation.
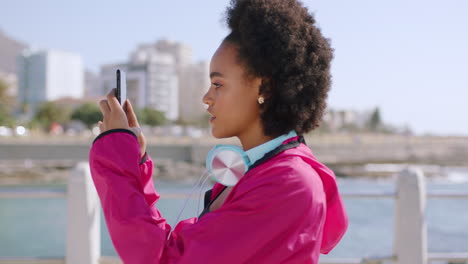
[1,0,467,136]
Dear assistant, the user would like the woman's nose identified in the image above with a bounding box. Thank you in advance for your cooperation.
[202,88,213,106]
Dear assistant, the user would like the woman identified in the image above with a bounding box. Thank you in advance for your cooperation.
[90,0,348,263]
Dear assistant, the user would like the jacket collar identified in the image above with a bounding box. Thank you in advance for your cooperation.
[245,130,297,166]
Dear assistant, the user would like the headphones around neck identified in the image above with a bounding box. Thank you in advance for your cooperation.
[205,145,250,187]
[205,131,303,186]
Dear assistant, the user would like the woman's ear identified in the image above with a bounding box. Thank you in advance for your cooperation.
[258,78,271,99]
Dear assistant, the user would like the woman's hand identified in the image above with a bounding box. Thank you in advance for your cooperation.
[124,98,147,158]
[98,89,147,158]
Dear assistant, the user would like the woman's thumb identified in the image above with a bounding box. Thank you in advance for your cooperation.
[125,99,139,126]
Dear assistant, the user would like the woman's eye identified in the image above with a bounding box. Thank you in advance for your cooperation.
[212,83,222,89]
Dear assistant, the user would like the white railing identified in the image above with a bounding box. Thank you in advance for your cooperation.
[0,163,467,264]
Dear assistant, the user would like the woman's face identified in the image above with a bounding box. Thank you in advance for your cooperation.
[202,42,263,139]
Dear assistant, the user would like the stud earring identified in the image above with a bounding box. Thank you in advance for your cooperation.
[258,97,265,104]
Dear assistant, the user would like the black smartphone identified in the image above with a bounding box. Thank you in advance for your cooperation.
[116,69,127,106]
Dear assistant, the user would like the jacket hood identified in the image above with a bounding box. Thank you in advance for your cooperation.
[286,140,348,254]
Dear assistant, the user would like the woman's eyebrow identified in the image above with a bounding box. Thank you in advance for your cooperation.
[210,72,224,79]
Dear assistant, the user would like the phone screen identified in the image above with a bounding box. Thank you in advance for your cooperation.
[116,69,127,106]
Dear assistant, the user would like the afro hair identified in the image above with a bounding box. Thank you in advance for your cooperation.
[223,0,333,137]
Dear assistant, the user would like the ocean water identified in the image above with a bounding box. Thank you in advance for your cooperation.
[0,173,467,260]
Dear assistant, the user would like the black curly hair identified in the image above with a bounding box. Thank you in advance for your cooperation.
[223,0,333,137]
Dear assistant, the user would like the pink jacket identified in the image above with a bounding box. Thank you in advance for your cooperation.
[89,130,348,264]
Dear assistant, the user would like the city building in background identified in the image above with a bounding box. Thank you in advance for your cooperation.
[99,51,179,121]
[323,109,372,132]
[99,63,148,109]
[83,70,100,100]
[0,29,27,76]
[153,39,192,69]
[98,39,209,123]
[178,61,210,124]
[16,49,84,116]
[0,27,413,135]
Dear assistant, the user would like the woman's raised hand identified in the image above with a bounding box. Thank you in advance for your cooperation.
[124,98,147,158]
[98,88,147,158]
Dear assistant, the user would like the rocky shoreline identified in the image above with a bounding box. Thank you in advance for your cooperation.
[1,159,465,186]
[0,159,208,185]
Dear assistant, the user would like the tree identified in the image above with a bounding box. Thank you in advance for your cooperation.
[142,108,166,126]
[136,107,166,127]
[0,79,13,106]
[0,79,14,126]
[367,107,382,132]
[174,118,192,126]
[33,101,71,131]
[71,103,102,128]
[0,106,12,126]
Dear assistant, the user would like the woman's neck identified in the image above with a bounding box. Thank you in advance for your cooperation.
[237,123,274,151]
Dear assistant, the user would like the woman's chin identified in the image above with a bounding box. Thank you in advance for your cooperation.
[210,127,231,139]
[211,129,223,139]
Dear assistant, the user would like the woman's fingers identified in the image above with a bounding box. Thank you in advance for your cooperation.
[106,88,123,112]
[95,89,133,134]
[99,100,111,117]
[124,99,140,127]
[98,121,105,133]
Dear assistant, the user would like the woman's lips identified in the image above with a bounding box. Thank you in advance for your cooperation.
[207,110,216,123]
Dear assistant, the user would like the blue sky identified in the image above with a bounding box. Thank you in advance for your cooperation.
[2,0,467,135]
